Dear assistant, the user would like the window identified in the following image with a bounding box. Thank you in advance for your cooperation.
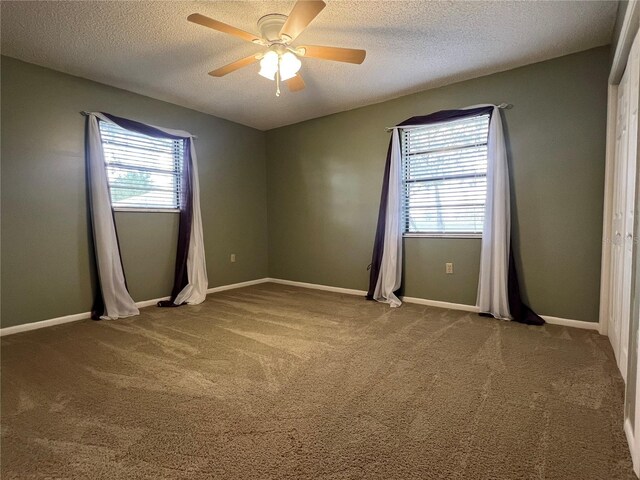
[401,114,490,236]
[99,121,184,211]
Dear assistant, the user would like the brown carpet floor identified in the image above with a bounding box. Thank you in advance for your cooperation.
[1,283,635,479]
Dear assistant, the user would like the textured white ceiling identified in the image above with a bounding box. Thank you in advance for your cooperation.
[1,1,617,130]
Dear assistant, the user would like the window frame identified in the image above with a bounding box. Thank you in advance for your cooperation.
[98,120,184,213]
[400,114,490,239]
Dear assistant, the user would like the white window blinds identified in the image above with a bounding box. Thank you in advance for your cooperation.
[401,114,490,235]
[99,121,184,210]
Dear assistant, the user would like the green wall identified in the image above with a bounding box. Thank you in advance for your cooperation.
[1,47,610,328]
[265,47,609,322]
[1,56,269,328]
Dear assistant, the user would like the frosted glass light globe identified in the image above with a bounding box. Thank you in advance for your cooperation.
[258,50,279,80]
[279,51,302,81]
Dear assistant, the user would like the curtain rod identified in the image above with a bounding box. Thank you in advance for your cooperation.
[384,103,513,132]
[80,111,198,138]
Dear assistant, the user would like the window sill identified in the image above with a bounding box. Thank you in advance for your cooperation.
[403,233,482,239]
[113,208,180,213]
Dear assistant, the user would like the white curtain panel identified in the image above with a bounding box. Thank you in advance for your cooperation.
[89,113,208,311]
[373,129,403,307]
[476,106,512,320]
[87,115,139,320]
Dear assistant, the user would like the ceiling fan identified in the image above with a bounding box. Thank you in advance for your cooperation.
[188,0,366,96]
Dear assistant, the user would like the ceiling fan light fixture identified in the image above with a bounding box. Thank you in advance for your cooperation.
[258,50,301,82]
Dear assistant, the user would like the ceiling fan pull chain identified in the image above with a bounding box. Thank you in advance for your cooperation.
[276,57,281,97]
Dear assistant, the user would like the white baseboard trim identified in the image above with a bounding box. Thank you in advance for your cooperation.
[0,278,272,337]
[0,311,91,337]
[540,315,600,331]
[625,418,639,476]
[135,296,170,308]
[207,278,270,294]
[267,278,368,296]
[399,296,598,331]
[401,295,480,313]
[267,278,600,331]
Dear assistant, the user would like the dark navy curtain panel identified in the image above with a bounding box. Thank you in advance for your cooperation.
[366,106,544,326]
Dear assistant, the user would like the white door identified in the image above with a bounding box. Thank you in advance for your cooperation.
[610,29,640,381]
[610,65,629,372]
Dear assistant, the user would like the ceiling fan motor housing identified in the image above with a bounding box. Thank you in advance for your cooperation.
[257,14,288,43]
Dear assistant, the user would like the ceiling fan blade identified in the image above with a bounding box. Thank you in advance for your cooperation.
[279,0,326,42]
[287,74,306,92]
[298,45,366,64]
[208,54,260,77]
[188,13,260,43]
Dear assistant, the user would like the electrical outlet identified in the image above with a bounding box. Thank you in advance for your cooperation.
[446,262,453,274]
[230,254,236,263]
